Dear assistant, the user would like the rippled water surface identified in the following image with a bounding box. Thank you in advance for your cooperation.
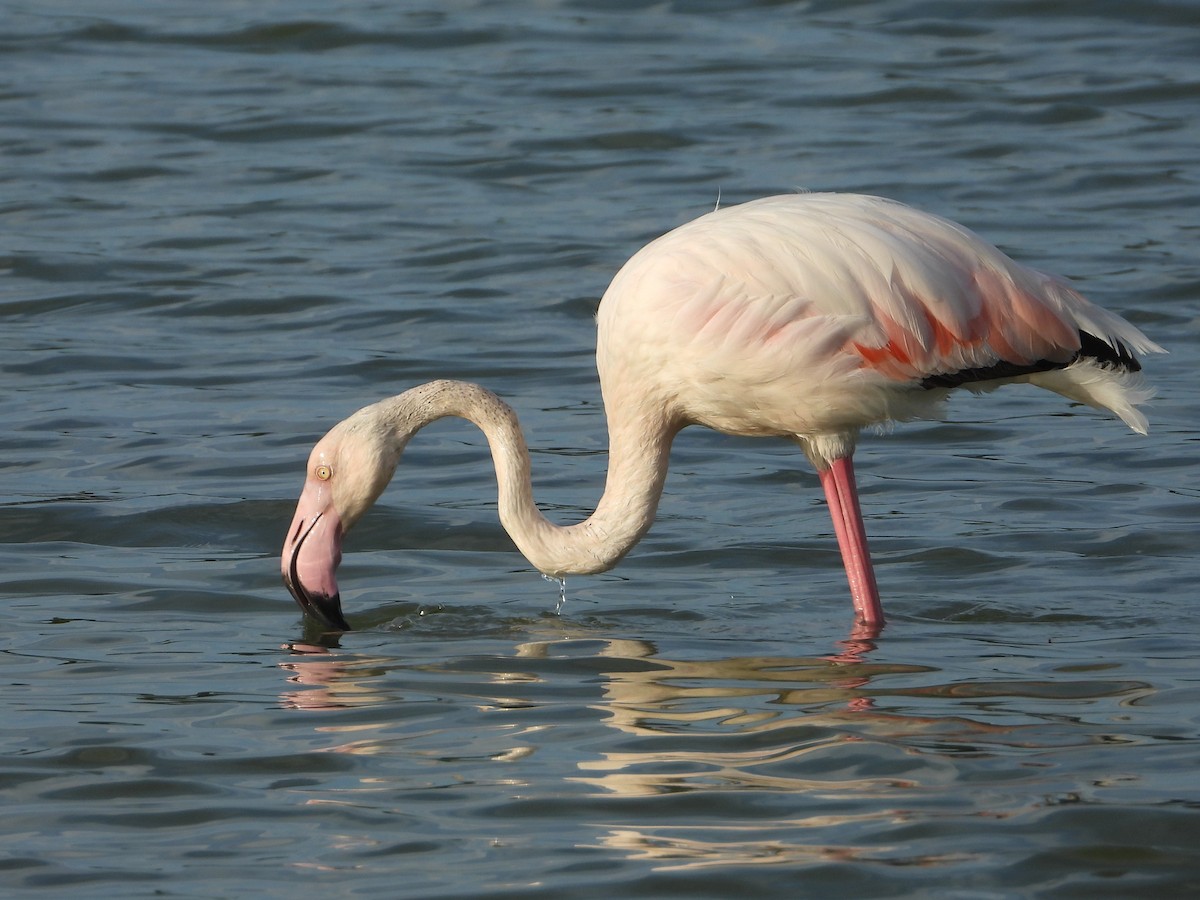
[3,1,1199,897]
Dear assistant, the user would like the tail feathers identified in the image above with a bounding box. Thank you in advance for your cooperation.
[1044,277,1166,360]
[1029,362,1155,435]
[1036,280,1164,433]
[1078,330,1143,372]
[921,327,1159,393]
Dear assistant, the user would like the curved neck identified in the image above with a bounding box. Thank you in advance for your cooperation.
[382,380,678,577]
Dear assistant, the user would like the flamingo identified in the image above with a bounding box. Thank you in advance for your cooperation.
[282,193,1161,635]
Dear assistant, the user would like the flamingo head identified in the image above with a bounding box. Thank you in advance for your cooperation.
[281,408,406,631]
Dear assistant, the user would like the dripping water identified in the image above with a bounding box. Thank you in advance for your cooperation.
[542,573,567,614]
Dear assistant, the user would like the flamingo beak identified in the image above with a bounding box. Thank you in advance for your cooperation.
[281,484,350,632]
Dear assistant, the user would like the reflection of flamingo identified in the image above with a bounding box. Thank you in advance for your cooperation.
[282,193,1161,634]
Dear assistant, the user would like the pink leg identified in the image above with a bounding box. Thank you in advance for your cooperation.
[818,456,885,632]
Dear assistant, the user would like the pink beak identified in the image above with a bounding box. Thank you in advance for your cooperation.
[281,482,350,631]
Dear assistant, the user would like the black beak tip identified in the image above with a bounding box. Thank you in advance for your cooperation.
[283,576,351,632]
[306,593,351,632]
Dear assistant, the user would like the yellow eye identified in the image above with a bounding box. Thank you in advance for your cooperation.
[315,464,332,481]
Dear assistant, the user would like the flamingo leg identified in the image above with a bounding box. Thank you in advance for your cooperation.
[818,456,885,631]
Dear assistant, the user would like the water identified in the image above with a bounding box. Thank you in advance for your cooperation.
[3,1,1199,896]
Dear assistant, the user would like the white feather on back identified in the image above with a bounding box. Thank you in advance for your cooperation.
[596,193,1161,438]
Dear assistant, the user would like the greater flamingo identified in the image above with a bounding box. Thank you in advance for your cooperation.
[282,193,1161,634]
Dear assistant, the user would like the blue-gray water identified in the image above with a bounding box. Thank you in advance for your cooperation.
[3,2,1199,897]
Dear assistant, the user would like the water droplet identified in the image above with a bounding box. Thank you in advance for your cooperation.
[542,573,567,613]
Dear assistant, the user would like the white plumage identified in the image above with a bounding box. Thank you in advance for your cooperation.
[597,194,1158,441]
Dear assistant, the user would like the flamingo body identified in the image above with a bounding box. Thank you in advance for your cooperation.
[597,194,1155,443]
[282,193,1161,635]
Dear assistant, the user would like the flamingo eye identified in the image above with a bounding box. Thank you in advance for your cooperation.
[315,464,332,481]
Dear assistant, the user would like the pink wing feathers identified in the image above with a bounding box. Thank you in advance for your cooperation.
[602,194,1156,394]
[714,195,1096,383]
